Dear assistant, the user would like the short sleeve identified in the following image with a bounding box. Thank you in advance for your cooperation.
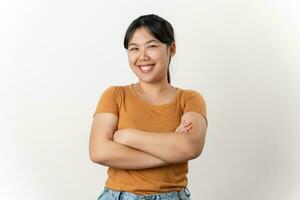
[93,86,119,117]
[183,90,208,125]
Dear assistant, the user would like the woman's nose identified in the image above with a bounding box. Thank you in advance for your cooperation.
[139,48,150,60]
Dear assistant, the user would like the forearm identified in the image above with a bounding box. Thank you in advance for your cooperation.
[91,140,170,170]
[118,129,193,164]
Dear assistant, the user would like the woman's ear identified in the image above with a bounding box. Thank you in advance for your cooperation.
[169,42,176,57]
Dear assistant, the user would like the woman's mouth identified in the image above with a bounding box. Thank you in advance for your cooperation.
[138,64,155,73]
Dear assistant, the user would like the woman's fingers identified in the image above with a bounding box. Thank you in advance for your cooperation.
[183,121,192,127]
[176,122,192,133]
[184,125,193,133]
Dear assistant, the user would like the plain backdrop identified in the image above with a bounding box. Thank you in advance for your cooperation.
[1,0,300,199]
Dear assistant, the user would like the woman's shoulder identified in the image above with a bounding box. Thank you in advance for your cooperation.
[176,86,205,98]
[101,84,132,97]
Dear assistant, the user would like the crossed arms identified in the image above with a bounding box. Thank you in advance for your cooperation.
[89,112,207,170]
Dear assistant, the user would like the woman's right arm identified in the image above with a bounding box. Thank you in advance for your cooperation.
[89,113,170,170]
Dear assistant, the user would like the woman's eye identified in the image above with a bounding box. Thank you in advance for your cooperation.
[129,48,138,51]
[148,45,157,48]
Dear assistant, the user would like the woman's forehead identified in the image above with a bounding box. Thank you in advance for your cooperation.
[129,27,158,44]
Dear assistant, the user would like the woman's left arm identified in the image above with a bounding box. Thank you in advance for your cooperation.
[114,112,207,164]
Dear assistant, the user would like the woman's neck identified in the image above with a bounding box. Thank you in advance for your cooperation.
[134,81,172,97]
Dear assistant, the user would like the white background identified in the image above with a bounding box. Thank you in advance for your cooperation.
[1,0,300,199]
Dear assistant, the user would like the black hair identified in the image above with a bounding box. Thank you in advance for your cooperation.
[124,14,175,84]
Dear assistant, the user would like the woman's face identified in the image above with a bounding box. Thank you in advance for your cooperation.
[127,27,175,84]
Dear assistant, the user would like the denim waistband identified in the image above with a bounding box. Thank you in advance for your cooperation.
[102,187,191,200]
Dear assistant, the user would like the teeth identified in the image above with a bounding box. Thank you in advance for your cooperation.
[139,65,154,72]
[141,66,151,70]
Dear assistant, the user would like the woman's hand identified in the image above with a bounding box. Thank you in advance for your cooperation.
[175,120,193,133]
[113,128,131,145]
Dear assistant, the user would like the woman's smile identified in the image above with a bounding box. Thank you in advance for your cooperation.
[138,64,155,73]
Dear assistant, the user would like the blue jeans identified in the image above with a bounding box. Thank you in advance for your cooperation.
[97,187,191,200]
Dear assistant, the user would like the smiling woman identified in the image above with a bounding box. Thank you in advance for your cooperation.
[89,14,208,200]
[124,14,175,85]
[127,28,175,84]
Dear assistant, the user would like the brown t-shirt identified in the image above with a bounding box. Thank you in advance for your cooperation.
[93,83,207,194]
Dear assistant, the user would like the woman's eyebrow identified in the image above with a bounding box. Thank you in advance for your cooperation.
[128,39,159,47]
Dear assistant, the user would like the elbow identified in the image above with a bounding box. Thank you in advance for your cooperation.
[89,153,98,164]
[186,141,205,160]
[89,148,106,164]
[169,142,202,163]
[185,130,206,160]
[189,146,203,160]
[89,151,100,164]
[89,140,111,164]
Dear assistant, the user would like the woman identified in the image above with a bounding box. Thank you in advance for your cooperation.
[89,14,208,200]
